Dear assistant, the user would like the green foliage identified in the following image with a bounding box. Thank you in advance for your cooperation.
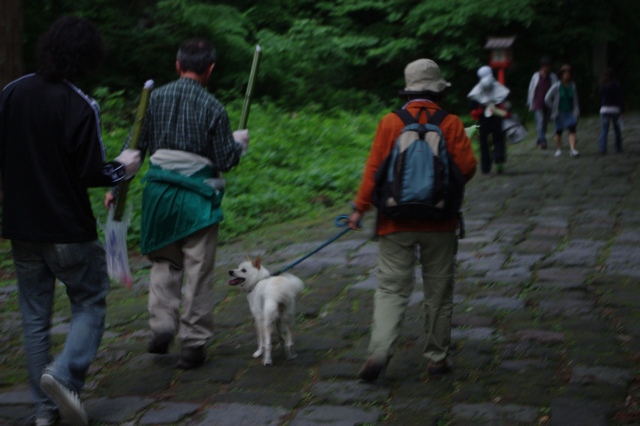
[256,20,375,105]
[220,99,381,241]
[92,87,131,130]
[22,0,640,113]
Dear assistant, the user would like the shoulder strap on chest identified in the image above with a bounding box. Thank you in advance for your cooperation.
[393,107,448,126]
[393,108,418,126]
[430,109,448,126]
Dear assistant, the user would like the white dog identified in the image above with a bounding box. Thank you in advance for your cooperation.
[228,257,304,365]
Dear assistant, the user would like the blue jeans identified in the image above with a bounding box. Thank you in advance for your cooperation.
[599,113,622,153]
[534,108,550,146]
[12,240,109,417]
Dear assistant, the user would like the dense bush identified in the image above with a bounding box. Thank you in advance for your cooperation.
[21,0,640,114]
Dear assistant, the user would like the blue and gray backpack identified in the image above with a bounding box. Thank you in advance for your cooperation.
[373,107,466,235]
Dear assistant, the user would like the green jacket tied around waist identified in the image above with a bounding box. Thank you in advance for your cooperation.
[140,164,223,254]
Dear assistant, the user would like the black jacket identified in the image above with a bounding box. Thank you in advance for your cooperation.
[599,81,625,112]
[0,73,125,242]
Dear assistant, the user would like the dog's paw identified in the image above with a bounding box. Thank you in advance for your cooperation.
[284,345,297,360]
[252,348,263,358]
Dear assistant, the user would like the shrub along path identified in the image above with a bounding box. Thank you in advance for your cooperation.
[0,113,639,425]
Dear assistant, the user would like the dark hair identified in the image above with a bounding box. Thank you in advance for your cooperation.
[176,39,216,74]
[36,16,106,82]
[600,67,616,85]
[540,56,550,67]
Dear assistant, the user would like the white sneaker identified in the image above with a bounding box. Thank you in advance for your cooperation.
[570,149,580,157]
[40,374,88,426]
[554,149,562,157]
[35,413,58,426]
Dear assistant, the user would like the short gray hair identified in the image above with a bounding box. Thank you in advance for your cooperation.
[176,39,216,74]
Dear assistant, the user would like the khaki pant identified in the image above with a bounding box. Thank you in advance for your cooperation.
[147,225,219,348]
[369,231,457,363]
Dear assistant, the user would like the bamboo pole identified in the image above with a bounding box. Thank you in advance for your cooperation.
[238,45,262,130]
[113,79,154,221]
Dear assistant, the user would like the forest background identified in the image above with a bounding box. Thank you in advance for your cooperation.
[1,0,640,249]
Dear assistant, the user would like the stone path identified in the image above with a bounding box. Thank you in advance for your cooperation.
[1,114,639,425]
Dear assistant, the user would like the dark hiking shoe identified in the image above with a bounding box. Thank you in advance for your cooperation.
[427,360,452,377]
[148,332,173,354]
[176,346,207,370]
[357,357,388,382]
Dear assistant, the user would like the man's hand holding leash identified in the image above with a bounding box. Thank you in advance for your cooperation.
[348,210,363,230]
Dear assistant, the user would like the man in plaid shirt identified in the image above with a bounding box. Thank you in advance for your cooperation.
[106,39,249,369]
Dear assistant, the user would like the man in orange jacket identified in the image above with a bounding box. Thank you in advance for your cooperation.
[348,58,477,381]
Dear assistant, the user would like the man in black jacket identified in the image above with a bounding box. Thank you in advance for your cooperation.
[0,16,140,426]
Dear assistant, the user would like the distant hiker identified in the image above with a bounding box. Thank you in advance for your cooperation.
[348,58,477,381]
[527,56,558,150]
[545,64,580,158]
[597,67,624,154]
[105,38,249,370]
[0,16,141,426]
[468,65,511,174]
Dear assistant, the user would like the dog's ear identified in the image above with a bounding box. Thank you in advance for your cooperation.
[245,255,251,262]
[252,256,262,270]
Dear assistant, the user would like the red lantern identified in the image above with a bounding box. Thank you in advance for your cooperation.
[484,36,515,85]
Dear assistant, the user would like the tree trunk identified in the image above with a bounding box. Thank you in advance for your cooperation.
[0,0,24,88]
[591,4,611,84]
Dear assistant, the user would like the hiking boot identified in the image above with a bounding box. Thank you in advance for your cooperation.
[176,346,207,370]
[40,374,87,426]
[148,332,173,354]
[427,360,452,377]
[357,356,389,382]
[34,412,58,426]
[570,149,580,157]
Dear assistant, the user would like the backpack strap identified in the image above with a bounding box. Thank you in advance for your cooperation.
[429,109,449,126]
[393,108,448,126]
[393,108,417,126]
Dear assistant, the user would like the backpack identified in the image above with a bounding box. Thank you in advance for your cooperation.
[372,107,466,234]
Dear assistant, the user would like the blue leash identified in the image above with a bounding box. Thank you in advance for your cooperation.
[272,214,356,276]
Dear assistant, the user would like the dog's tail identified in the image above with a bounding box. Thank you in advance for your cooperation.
[281,273,304,294]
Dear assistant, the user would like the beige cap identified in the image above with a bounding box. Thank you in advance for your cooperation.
[399,59,451,95]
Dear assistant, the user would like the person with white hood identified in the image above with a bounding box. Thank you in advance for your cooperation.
[468,65,510,174]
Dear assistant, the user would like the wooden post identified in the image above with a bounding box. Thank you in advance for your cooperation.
[0,0,24,88]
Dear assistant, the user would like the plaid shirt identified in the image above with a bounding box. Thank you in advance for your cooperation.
[134,77,242,172]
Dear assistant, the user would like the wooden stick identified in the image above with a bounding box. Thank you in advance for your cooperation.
[113,79,154,221]
[238,45,262,130]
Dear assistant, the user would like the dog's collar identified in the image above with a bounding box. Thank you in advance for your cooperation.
[247,275,272,293]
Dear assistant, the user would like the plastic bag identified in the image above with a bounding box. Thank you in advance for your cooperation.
[502,114,528,144]
[465,124,480,157]
[100,206,133,288]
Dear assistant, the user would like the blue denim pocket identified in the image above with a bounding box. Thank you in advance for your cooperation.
[54,242,92,269]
